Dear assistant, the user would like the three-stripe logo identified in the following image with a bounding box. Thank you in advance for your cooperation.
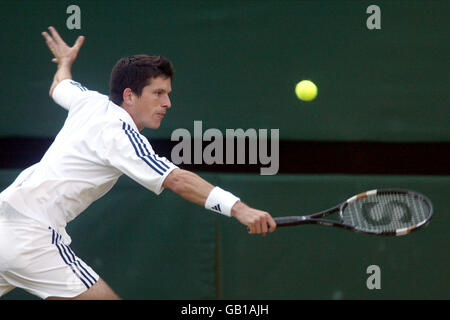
[122,122,170,175]
[69,80,87,91]
[50,228,97,289]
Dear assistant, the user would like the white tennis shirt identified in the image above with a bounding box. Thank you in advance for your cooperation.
[0,79,177,241]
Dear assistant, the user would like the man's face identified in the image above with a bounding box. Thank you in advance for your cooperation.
[132,76,172,131]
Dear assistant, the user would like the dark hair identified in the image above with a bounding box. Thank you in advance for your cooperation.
[109,54,174,106]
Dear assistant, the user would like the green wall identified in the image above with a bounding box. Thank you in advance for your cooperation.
[1,170,448,299]
[0,0,448,300]
[0,0,448,141]
[217,174,449,299]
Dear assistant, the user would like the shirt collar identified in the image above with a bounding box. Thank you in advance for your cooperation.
[108,99,140,132]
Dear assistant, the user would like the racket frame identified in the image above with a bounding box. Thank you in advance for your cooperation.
[275,189,433,236]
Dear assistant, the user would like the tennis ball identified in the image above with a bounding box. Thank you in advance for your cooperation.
[295,80,318,101]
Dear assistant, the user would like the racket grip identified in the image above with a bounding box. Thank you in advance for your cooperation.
[274,216,306,227]
[246,217,305,233]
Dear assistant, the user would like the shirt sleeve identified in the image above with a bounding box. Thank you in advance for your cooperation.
[101,120,178,195]
[52,79,90,111]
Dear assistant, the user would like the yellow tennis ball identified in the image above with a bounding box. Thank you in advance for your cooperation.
[295,80,318,101]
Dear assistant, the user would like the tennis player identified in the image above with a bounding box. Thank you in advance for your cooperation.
[0,27,276,300]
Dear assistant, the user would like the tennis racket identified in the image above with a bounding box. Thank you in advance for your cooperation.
[275,189,433,236]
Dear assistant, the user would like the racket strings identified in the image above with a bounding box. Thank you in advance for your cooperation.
[342,193,431,232]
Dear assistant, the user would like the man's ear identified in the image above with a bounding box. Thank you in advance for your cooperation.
[122,88,134,106]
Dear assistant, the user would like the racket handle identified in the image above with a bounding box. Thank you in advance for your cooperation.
[246,217,307,232]
[275,216,307,227]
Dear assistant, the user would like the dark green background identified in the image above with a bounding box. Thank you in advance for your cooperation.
[0,171,448,299]
[0,0,448,141]
[0,0,448,300]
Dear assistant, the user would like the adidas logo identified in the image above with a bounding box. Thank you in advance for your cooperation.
[212,204,221,212]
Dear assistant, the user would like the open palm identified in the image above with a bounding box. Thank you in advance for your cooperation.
[42,26,84,65]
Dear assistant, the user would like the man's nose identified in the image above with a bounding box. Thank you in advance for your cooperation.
[163,95,171,109]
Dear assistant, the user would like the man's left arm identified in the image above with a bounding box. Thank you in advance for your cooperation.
[42,26,84,97]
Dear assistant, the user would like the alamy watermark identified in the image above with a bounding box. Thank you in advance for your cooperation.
[66,5,81,30]
[366,5,381,30]
[67,4,382,31]
[366,265,381,290]
[170,121,279,175]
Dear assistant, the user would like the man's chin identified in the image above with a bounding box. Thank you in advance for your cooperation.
[147,122,161,130]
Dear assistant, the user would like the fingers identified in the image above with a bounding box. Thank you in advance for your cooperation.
[41,31,51,42]
[42,26,62,47]
[42,27,60,58]
[42,31,59,63]
[44,26,84,49]
[233,204,276,236]
[268,215,277,232]
[41,27,85,64]
[48,26,65,45]
[247,212,277,236]
[41,31,55,49]
[74,35,85,50]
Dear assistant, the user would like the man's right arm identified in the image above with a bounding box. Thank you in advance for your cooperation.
[163,168,276,235]
[41,26,84,97]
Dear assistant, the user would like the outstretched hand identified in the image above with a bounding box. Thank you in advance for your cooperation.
[41,26,85,97]
[42,26,84,66]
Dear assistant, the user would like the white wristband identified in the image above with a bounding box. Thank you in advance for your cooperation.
[205,187,240,217]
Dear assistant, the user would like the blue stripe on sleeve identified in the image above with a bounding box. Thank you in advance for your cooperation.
[128,126,171,171]
[128,129,167,172]
[121,122,164,175]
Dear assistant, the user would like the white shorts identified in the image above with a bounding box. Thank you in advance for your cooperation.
[0,202,99,299]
